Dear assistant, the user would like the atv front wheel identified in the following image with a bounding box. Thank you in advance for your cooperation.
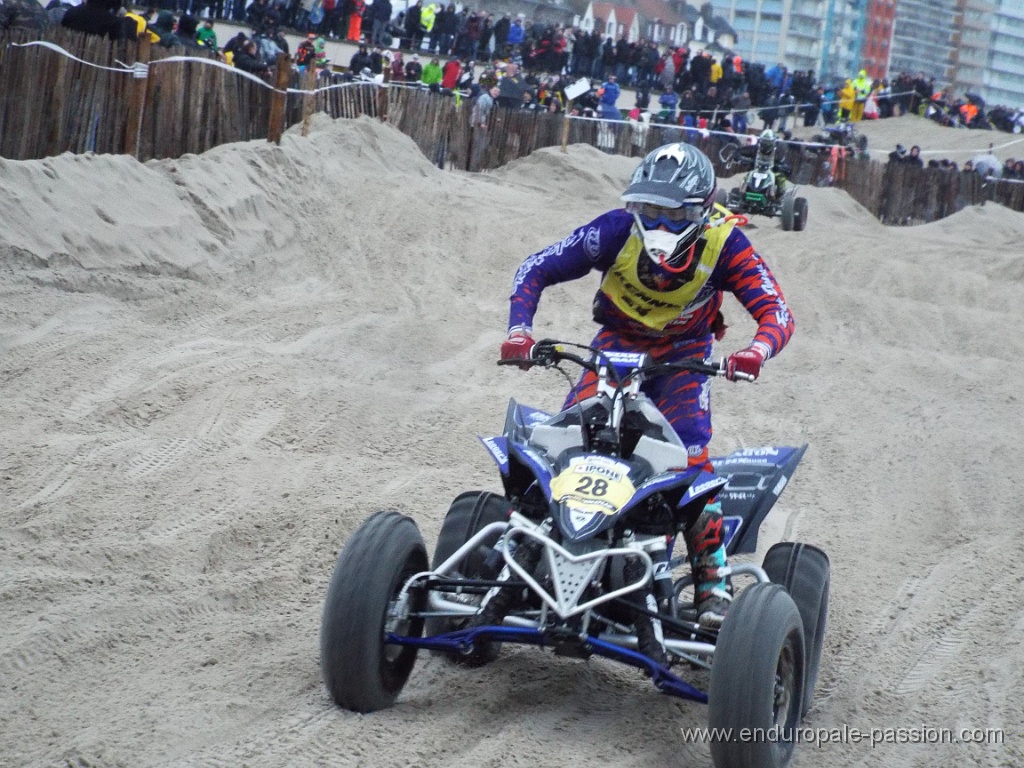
[708,583,805,768]
[780,191,796,231]
[320,510,428,712]
[793,197,808,231]
[762,542,830,716]
[425,491,510,664]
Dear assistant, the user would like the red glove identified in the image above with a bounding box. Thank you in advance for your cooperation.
[500,330,535,369]
[726,347,766,382]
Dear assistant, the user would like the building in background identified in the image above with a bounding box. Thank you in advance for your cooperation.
[859,0,897,80]
[982,0,1024,107]
[889,0,956,82]
[718,0,785,66]
[818,0,867,81]
[578,2,640,40]
[948,0,995,97]
[716,0,867,81]
[634,0,687,46]
[785,0,826,74]
[575,1,735,48]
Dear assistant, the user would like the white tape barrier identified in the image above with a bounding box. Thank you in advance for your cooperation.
[566,112,858,152]
[655,88,920,116]
[13,39,137,72]
[11,41,382,96]
[568,109,1024,161]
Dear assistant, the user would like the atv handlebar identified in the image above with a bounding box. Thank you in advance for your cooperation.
[499,339,752,382]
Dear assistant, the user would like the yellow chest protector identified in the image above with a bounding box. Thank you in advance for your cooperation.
[599,220,734,330]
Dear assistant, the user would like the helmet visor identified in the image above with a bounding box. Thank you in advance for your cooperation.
[626,201,707,234]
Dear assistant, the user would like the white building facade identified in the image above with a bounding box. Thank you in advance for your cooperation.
[718,0,866,78]
[984,0,1024,107]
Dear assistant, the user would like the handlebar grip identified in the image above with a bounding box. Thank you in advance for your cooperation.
[530,340,562,365]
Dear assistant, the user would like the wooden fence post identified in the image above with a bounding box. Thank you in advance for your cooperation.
[378,68,391,122]
[561,100,573,154]
[46,46,68,157]
[300,64,317,137]
[124,37,151,159]
[268,53,291,144]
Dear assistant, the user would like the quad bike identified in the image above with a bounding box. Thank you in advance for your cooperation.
[717,171,809,232]
[320,341,830,768]
[809,122,868,158]
[717,143,809,231]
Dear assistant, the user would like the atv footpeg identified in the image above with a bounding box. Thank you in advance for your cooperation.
[547,628,594,659]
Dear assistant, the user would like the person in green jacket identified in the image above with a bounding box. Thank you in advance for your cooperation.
[197,19,218,50]
[421,56,443,86]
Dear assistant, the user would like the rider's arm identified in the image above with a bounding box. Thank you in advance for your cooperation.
[508,210,630,332]
[715,227,795,360]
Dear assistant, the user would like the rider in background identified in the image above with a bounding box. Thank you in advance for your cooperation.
[500,143,795,627]
[737,129,792,200]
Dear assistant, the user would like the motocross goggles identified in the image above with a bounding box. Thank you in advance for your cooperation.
[625,201,708,234]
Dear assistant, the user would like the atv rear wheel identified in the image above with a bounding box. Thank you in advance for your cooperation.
[425,491,510,664]
[320,510,428,712]
[793,197,808,231]
[709,583,805,768]
[762,542,830,717]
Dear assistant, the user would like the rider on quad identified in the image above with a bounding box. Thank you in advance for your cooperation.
[499,142,795,628]
[736,129,792,203]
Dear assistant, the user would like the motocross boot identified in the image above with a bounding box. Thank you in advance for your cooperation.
[623,557,668,668]
[684,501,733,628]
[462,539,542,664]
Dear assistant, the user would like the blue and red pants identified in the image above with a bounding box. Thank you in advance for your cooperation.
[563,329,714,471]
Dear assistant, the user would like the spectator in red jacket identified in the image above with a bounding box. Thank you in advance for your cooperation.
[441,57,462,90]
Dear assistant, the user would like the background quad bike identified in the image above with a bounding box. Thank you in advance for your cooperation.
[716,185,809,232]
[320,492,830,768]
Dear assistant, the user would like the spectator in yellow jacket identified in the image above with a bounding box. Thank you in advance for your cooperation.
[851,69,871,121]
[838,79,856,121]
[420,2,437,34]
[710,58,722,85]
[121,8,160,43]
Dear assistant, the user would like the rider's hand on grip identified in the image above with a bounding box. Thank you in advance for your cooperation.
[500,330,535,370]
[725,347,765,382]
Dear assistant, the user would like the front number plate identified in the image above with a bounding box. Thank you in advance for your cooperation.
[549,456,635,516]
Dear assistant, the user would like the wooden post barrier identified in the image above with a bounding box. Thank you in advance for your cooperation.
[47,44,69,157]
[267,53,291,144]
[124,37,151,159]
[561,100,573,154]
[378,68,391,122]
[300,64,317,137]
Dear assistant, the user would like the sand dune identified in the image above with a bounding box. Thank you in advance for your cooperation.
[1,115,1021,767]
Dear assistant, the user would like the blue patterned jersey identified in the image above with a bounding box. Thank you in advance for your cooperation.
[508,208,794,358]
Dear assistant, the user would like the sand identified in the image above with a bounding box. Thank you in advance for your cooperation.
[2,114,1022,767]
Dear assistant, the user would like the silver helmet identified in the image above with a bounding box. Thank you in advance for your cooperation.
[621,143,717,275]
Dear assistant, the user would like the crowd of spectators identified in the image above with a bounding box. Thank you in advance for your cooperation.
[5,0,1023,139]
[888,143,1024,181]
